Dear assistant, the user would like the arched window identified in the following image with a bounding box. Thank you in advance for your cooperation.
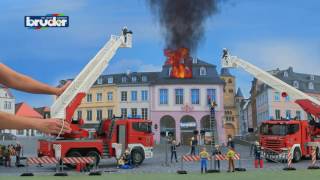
[293,80,299,88]
[200,67,207,76]
[309,82,314,90]
[168,67,172,76]
[228,79,233,83]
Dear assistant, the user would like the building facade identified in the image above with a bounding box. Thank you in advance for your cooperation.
[249,67,320,129]
[72,59,226,145]
[0,86,15,134]
[220,68,243,137]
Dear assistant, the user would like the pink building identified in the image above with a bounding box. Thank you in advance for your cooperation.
[150,59,226,144]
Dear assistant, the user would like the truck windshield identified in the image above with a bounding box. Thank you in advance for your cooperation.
[260,123,299,135]
[132,122,152,133]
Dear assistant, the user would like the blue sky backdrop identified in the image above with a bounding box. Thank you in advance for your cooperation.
[1,0,320,107]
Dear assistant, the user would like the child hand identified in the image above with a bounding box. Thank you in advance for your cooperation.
[34,119,71,134]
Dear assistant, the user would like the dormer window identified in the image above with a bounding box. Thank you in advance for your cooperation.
[293,80,299,88]
[284,71,288,77]
[200,67,207,76]
[310,75,315,81]
[142,75,147,82]
[132,76,137,83]
[309,82,314,90]
[168,67,172,76]
[122,76,127,83]
[192,57,198,64]
[97,77,102,84]
[107,77,113,84]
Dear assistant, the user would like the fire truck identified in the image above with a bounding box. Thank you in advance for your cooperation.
[37,28,154,166]
[221,49,320,162]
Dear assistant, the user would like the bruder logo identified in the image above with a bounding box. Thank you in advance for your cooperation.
[24,14,69,30]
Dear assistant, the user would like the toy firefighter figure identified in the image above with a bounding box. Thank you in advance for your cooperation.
[170,140,180,163]
[212,144,222,170]
[226,147,235,172]
[253,141,263,168]
[199,147,209,174]
[190,137,197,155]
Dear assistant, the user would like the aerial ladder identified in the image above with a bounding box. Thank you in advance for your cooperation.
[221,49,320,119]
[50,27,132,138]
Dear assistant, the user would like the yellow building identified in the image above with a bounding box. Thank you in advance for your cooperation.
[75,76,118,125]
[220,68,243,138]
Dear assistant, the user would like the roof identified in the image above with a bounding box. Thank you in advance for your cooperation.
[15,102,42,118]
[235,88,244,97]
[220,68,233,77]
[34,106,50,116]
[261,67,320,94]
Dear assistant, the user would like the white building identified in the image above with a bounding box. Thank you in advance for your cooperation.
[0,85,16,134]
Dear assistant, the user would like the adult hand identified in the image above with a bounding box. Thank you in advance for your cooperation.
[34,119,71,134]
[56,81,71,96]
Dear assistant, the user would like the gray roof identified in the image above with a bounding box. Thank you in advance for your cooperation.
[220,68,233,77]
[235,88,244,97]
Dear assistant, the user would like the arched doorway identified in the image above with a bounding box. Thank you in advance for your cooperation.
[160,115,176,144]
[224,123,236,138]
[200,115,213,145]
[200,115,210,131]
[180,115,197,145]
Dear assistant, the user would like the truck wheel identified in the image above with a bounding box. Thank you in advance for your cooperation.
[66,150,82,168]
[86,151,100,167]
[131,148,145,165]
[293,148,301,162]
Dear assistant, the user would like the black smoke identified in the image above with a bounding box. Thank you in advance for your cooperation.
[147,0,221,52]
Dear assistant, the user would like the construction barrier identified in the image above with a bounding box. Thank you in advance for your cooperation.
[283,148,296,171]
[177,153,245,174]
[21,157,59,176]
[308,146,320,169]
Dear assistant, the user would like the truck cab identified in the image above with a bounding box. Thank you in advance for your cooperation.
[259,119,314,162]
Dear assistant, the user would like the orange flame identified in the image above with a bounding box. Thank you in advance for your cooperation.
[164,47,192,78]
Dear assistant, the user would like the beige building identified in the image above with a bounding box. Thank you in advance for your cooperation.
[74,76,118,125]
[220,68,243,138]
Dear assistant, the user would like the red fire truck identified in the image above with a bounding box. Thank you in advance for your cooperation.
[37,28,153,166]
[221,49,320,162]
[38,117,154,165]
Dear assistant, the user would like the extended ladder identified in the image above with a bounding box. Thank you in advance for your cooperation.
[51,28,132,119]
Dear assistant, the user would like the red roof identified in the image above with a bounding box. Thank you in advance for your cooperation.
[15,102,42,118]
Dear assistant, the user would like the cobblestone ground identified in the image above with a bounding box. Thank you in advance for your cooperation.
[0,137,317,176]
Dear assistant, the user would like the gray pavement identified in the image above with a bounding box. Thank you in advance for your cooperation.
[0,137,317,175]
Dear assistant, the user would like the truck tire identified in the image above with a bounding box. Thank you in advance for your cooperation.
[86,151,100,167]
[66,150,82,168]
[293,148,301,162]
[131,148,145,165]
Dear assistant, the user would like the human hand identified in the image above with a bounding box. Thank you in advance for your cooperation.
[56,81,71,96]
[34,119,71,134]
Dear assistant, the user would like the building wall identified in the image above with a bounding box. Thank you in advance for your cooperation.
[151,84,225,144]
[0,87,16,134]
[76,84,118,123]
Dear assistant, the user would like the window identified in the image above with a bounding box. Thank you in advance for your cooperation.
[121,91,127,101]
[168,67,172,76]
[311,75,315,80]
[296,111,301,120]
[285,110,291,119]
[107,109,113,119]
[175,89,184,104]
[97,77,103,84]
[309,82,314,90]
[132,122,152,133]
[87,110,92,121]
[17,130,24,135]
[200,67,207,76]
[293,81,299,88]
[4,101,11,110]
[142,108,148,120]
[77,110,82,120]
[87,94,92,102]
[107,77,113,84]
[122,76,127,83]
[96,109,102,121]
[142,75,147,82]
[228,79,233,83]
[275,109,281,119]
[96,93,103,102]
[285,95,290,102]
[228,89,233,93]
[141,90,148,101]
[207,89,216,105]
[132,76,137,82]
[159,89,168,104]
[131,91,137,101]
[191,89,200,104]
[131,108,137,118]
[107,92,113,101]
[274,92,280,101]
[121,108,127,118]
[284,71,288,77]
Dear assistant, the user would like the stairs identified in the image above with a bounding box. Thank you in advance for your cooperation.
[103,144,109,156]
